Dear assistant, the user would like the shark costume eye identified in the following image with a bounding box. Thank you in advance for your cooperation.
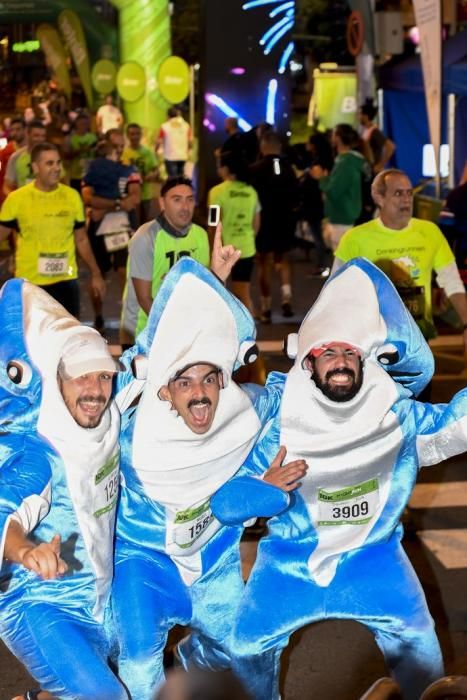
[7,360,33,387]
[376,344,400,366]
[238,340,259,365]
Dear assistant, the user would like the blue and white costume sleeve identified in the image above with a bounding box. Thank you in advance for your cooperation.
[0,279,126,700]
[112,259,280,700]
[214,259,467,700]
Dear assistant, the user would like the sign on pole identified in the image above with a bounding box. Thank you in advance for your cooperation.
[58,10,93,109]
[158,56,190,104]
[412,0,442,194]
[37,24,72,98]
[92,59,118,95]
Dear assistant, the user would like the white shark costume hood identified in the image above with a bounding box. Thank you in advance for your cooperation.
[129,258,261,511]
[281,259,433,586]
[3,280,120,620]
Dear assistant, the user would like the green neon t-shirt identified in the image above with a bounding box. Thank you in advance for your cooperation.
[122,145,158,201]
[68,132,97,180]
[134,222,210,335]
[335,217,455,338]
[208,180,259,259]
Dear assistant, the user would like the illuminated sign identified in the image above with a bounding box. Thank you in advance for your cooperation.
[243,0,295,73]
[13,40,40,53]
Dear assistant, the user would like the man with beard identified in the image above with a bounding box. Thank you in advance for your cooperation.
[211,258,467,700]
[334,169,467,349]
[112,257,306,700]
[305,343,363,402]
[0,280,127,699]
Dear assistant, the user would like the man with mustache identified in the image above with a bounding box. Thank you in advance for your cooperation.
[334,169,467,354]
[211,258,467,700]
[0,281,128,699]
[112,258,306,700]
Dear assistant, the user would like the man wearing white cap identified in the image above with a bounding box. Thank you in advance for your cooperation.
[0,279,128,699]
[111,257,306,700]
[211,258,467,700]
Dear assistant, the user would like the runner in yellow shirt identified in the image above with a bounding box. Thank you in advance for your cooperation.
[0,142,105,317]
[334,169,467,345]
[208,152,260,315]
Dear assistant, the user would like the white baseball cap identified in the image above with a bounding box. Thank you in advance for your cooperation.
[58,330,118,380]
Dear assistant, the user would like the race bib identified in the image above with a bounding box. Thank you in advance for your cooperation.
[317,478,379,526]
[38,252,69,277]
[169,498,220,552]
[104,231,130,252]
[397,286,425,320]
[96,211,131,237]
[93,452,119,518]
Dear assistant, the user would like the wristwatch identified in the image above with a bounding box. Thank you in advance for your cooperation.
[115,199,121,211]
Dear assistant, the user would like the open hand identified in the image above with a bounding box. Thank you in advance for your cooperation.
[263,446,308,492]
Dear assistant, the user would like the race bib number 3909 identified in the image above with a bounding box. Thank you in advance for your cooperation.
[317,478,379,526]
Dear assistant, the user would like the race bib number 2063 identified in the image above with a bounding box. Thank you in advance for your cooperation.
[38,252,68,277]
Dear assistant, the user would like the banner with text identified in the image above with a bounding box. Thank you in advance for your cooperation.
[413,0,442,182]
[58,10,93,109]
[37,24,71,98]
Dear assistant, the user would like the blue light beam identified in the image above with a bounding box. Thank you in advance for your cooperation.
[264,19,294,55]
[260,14,292,47]
[205,94,253,132]
[243,0,286,9]
[266,78,278,124]
[278,41,294,73]
[270,2,294,18]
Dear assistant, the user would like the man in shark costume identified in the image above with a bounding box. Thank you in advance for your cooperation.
[211,258,467,700]
[112,258,298,700]
[0,279,127,699]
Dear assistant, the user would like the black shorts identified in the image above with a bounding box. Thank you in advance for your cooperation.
[87,218,128,274]
[231,255,255,282]
[39,278,80,318]
[255,224,296,255]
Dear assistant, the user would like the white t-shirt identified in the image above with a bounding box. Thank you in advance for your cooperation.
[97,104,123,134]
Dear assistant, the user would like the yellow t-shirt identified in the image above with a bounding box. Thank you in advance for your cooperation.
[208,180,259,259]
[335,217,455,338]
[0,182,85,285]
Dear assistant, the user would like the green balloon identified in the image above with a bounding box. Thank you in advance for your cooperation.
[158,56,190,104]
[92,59,117,95]
[117,61,146,103]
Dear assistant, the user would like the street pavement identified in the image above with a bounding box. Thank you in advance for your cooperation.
[1,246,467,698]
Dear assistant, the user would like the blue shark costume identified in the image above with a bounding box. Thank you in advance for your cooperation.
[0,279,127,700]
[112,258,282,700]
[212,259,467,700]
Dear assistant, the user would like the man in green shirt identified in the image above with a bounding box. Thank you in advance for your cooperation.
[64,113,97,192]
[334,169,467,348]
[122,122,159,226]
[3,120,46,195]
[208,152,260,315]
[121,176,210,347]
[311,123,368,252]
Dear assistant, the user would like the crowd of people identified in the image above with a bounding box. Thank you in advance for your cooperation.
[2,89,467,700]
[0,93,444,341]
